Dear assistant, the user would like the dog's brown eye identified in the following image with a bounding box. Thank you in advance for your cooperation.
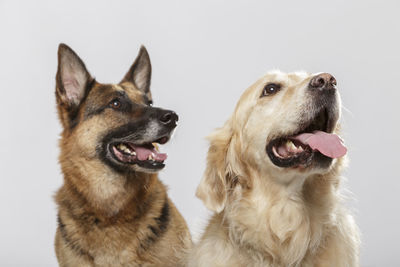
[110,99,121,109]
[262,83,281,97]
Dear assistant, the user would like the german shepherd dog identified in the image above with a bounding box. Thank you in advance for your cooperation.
[54,44,191,266]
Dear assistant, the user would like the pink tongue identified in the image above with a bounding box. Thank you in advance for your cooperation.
[133,146,167,161]
[292,131,347,159]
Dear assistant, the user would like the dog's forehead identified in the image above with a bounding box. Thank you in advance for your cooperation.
[288,71,312,83]
[89,83,144,103]
[114,83,144,102]
[262,70,311,85]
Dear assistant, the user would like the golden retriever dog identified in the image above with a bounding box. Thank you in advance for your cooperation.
[188,71,360,267]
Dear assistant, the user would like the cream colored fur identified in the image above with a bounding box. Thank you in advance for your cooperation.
[188,71,360,267]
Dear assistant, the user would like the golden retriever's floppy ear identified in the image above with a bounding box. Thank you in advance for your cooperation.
[196,123,232,213]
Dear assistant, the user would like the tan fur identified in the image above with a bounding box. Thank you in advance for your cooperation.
[54,44,191,266]
[55,172,191,267]
[189,70,359,267]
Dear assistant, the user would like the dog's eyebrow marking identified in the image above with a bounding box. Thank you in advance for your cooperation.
[119,82,150,105]
[261,72,288,87]
[83,90,134,119]
[113,84,125,92]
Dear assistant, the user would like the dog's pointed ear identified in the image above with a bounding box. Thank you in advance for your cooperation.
[196,124,233,213]
[121,45,152,100]
[56,43,92,108]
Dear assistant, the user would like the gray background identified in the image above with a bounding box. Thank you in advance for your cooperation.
[1,0,399,266]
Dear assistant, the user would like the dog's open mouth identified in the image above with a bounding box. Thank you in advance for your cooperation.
[109,136,170,170]
[266,109,347,168]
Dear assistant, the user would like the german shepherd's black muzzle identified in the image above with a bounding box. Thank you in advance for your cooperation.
[100,105,179,173]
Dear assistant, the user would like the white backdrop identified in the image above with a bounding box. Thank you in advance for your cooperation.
[1,1,399,266]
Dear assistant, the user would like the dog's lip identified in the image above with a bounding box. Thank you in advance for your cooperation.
[107,143,166,170]
[111,135,171,147]
[266,138,314,168]
[266,108,340,168]
[106,135,171,170]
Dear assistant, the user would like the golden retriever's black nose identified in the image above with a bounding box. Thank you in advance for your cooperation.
[159,110,179,127]
[310,73,337,90]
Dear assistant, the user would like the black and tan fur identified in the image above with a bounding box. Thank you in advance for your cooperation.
[54,44,191,266]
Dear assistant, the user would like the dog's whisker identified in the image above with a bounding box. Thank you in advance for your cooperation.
[341,103,355,118]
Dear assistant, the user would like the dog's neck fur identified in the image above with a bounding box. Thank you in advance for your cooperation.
[56,153,165,222]
[222,161,343,266]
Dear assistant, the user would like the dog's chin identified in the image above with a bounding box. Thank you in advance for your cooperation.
[101,135,171,174]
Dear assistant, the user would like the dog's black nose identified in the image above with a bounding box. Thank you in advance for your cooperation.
[309,73,337,90]
[159,110,179,127]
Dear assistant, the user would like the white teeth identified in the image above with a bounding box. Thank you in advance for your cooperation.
[286,140,297,152]
[117,144,136,156]
[152,143,159,152]
[285,140,305,153]
[148,153,157,161]
[119,144,127,150]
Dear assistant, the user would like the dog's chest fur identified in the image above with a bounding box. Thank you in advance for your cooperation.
[55,176,186,266]
[225,177,334,266]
